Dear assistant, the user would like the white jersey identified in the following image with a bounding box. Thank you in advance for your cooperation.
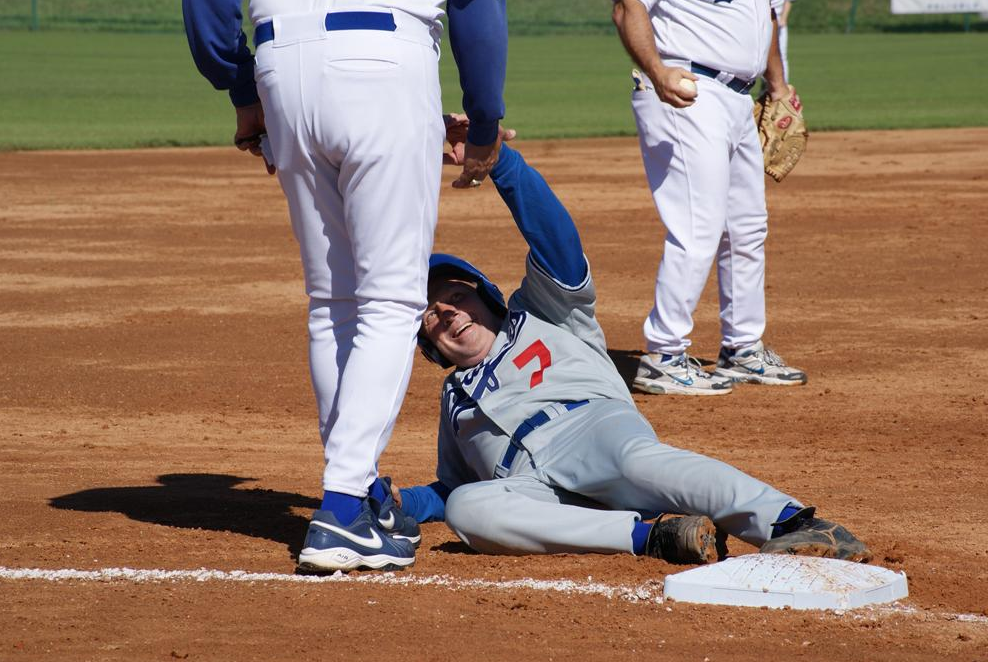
[435,256,633,488]
[637,0,783,81]
[249,0,444,26]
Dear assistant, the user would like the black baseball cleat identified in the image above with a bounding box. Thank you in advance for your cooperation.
[646,515,727,564]
[759,507,872,563]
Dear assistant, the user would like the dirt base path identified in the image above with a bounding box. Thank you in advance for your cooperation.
[1,129,986,660]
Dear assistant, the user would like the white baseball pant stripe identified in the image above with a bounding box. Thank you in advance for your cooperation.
[632,74,768,355]
[254,9,444,495]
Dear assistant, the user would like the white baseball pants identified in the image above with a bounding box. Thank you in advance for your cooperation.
[779,25,790,82]
[632,73,768,355]
[254,8,444,495]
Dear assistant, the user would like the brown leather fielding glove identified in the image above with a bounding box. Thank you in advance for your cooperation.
[753,86,808,182]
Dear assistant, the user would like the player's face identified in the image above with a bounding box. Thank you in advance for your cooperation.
[422,278,501,368]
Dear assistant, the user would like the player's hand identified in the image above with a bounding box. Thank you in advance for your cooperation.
[451,124,518,189]
[652,66,699,109]
[442,113,470,166]
[389,480,402,508]
[234,102,276,175]
[767,82,796,103]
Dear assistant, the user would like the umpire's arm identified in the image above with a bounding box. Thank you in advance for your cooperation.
[182,0,259,108]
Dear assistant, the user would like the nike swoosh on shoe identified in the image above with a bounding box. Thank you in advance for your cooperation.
[310,520,383,549]
[669,373,694,386]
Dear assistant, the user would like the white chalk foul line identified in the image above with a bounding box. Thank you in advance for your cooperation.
[1,565,985,625]
[0,566,659,602]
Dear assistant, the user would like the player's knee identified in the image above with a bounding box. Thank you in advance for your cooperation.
[445,483,502,551]
[445,483,488,534]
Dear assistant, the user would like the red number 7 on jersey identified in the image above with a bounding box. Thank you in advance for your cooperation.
[513,340,552,388]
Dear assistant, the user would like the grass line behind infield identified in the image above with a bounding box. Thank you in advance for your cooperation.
[0,31,985,150]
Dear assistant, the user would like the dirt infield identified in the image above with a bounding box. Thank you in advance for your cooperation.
[1,129,986,660]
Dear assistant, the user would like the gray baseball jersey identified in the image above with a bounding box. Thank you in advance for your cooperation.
[435,255,632,489]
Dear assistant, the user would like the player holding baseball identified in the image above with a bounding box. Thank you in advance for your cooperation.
[182,0,507,572]
[396,139,870,564]
[613,0,807,395]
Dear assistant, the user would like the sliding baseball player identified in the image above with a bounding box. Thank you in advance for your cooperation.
[396,141,870,564]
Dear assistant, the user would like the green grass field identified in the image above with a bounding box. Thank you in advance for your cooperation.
[0,30,985,150]
[1,0,984,33]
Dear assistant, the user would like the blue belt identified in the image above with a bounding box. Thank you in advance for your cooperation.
[254,11,397,47]
[690,63,756,95]
[493,400,590,479]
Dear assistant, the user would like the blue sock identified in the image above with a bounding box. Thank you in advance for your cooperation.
[772,503,804,539]
[631,521,652,555]
[368,478,388,503]
[321,491,363,525]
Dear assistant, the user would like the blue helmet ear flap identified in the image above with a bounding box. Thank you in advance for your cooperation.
[417,253,506,369]
[417,330,454,368]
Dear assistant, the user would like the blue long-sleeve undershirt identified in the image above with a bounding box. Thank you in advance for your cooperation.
[489,145,588,287]
[181,0,258,107]
[181,0,506,141]
[399,482,450,522]
[448,0,507,145]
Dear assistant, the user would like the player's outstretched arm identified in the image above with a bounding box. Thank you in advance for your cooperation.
[489,146,587,287]
[181,0,258,108]
[447,0,508,188]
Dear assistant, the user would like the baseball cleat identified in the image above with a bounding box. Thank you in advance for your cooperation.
[370,476,422,548]
[297,506,416,573]
[713,341,807,386]
[760,507,872,563]
[646,515,727,564]
[633,352,733,396]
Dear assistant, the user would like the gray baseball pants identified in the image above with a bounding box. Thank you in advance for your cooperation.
[445,399,799,555]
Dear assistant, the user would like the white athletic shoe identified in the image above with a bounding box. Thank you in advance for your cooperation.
[713,341,807,386]
[633,352,733,396]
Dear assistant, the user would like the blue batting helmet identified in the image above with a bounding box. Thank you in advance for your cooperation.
[417,253,507,368]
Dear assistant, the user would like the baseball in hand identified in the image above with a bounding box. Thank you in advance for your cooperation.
[678,78,697,94]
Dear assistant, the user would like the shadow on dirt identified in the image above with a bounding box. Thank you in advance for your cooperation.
[49,473,318,558]
[432,540,476,555]
[607,349,642,389]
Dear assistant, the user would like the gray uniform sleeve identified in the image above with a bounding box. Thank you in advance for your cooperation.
[509,254,610,356]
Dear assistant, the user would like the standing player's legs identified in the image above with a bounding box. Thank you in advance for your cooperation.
[317,27,444,500]
[630,78,738,394]
[713,105,808,385]
[717,97,767,351]
[254,11,443,569]
[633,81,733,355]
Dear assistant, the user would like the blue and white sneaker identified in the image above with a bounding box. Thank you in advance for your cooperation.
[370,477,422,548]
[297,506,416,573]
[633,352,733,396]
[713,341,807,386]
